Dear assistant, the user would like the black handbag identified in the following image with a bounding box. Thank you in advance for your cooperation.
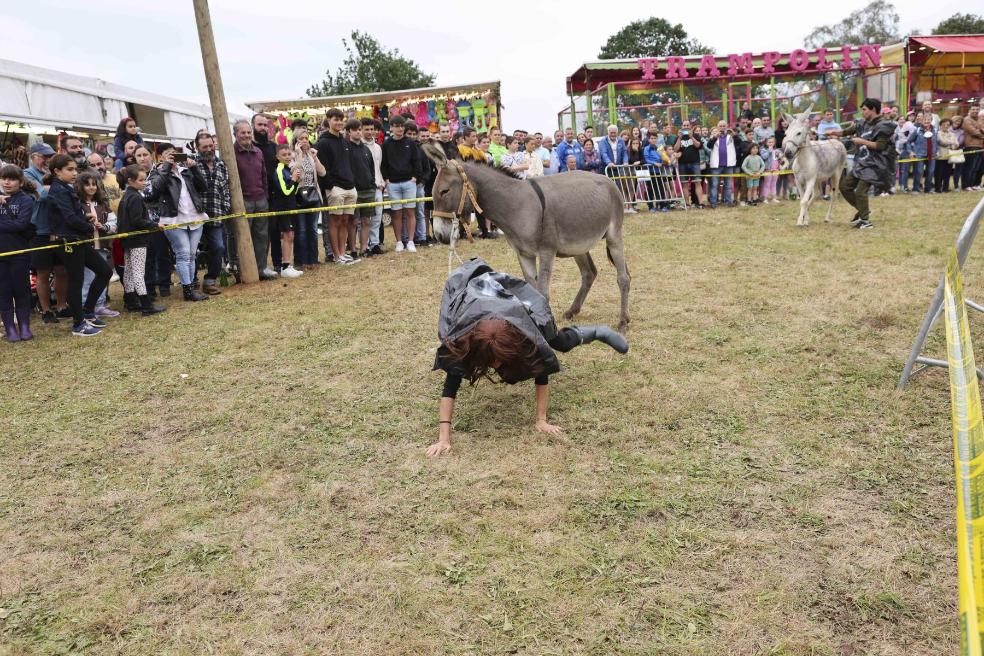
[298,186,320,205]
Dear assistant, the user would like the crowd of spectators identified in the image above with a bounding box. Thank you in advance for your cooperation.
[1,98,983,342]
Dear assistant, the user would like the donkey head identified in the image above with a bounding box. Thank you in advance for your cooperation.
[781,104,814,160]
[422,141,471,244]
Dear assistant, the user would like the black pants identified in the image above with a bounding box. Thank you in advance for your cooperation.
[62,242,112,324]
[145,230,172,291]
[0,254,31,312]
[934,161,953,193]
[963,151,982,190]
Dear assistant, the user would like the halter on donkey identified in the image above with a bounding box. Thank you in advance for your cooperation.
[431,160,481,273]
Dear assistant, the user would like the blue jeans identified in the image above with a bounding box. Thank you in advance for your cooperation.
[415,183,427,243]
[294,197,320,266]
[164,225,203,286]
[81,249,111,308]
[202,225,225,284]
[369,188,383,247]
[898,158,910,190]
[912,159,935,192]
[709,167,734,205]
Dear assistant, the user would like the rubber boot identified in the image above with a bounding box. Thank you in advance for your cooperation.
[575,325,629,354]
[139,295,166,316]
[2,310,20,343]
[15,307,33,340]
[124,292,141,312]
[182,284,208,302]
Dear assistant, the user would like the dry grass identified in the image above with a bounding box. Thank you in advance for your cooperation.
[2,192,981,655]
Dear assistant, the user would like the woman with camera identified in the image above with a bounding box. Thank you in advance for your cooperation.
[143,143,209,302]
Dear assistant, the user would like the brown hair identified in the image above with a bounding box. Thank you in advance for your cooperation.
[444,318,545,384]
[0,164,38,197]
[75,171,106,204]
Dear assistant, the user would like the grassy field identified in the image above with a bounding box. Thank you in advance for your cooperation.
[2,192,982,655]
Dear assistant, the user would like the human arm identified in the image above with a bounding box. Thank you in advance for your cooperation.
[534,380,564,434]
[187,162,208,194]
[427,375,461,457]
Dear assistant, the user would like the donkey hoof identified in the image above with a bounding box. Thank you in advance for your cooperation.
[563,309,578,321]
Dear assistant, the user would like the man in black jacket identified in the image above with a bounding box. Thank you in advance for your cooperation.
[252,114,281,273]
[380,115,420,253]
[348,119,375,259]
[315,108,358,264]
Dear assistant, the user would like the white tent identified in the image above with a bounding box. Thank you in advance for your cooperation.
[0,58,235,143]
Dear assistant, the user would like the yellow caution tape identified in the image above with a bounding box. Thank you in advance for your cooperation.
[0,196,432,258]
[942,248,984,656]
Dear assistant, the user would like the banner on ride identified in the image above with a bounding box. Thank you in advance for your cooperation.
[943,248,984,656]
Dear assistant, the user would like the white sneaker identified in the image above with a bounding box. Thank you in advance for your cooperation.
[280,265,303,278]
[110,271,120,283]
[261,267,279,278]
[395,242,405,252]
[406,241,417,253]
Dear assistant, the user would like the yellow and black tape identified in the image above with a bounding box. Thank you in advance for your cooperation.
[0,197,432,259]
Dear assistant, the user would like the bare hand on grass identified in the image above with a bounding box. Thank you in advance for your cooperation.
[535,420,565,435]
[426,441,451,457]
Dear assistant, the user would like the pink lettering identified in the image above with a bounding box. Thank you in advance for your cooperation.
[814,48,834,71]
[858,44,881,68]
[638,58,658,81]
[727,53,755,76]
[840,45,855,68]
[665,57,689,79]
[695,54,721,78]
[789,49,810,72]
[761,51,782,73]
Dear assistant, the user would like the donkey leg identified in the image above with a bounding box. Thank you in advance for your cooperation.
[535,250,556,303]
[797,180,814,226]
[564,253,597,321]
[605,239,631,333]
[517,253,538,287]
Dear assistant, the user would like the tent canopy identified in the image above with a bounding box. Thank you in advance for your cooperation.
[910,35,984,53]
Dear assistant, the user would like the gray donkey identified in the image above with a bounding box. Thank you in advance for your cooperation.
[422,142,631,332]
[781,105,847,227]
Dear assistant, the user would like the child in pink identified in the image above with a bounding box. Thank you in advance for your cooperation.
[761,136,782,203]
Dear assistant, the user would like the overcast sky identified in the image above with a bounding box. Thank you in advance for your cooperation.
[0,0,970,133]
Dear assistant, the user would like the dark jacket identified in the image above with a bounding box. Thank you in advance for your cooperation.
[47,178,93,240]
[117,187,157,249]
[434,257,561,384]
[381,136,419,183]
[314,130,355,190]
[144,163,207,218]
[439,140,461,161]
[0,190,35,254]
[412,140,431,185]
[253,131,279,194]
[350,142,375,192]
[843,115,896,187]
[270,162,298,212]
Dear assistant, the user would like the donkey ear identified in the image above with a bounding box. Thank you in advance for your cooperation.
[796,104,814,121]
[422,141,448,168]
[781,112,796,126]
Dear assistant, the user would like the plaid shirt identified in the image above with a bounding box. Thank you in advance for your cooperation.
[195,153,231,223]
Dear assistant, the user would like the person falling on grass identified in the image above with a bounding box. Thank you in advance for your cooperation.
[427,257,629,457]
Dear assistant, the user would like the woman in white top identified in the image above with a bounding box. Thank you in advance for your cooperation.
[292,127,326,268]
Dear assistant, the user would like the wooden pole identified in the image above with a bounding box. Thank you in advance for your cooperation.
[192,0,258,284]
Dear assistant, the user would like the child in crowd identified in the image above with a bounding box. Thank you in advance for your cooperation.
[113,118,144,171]
[643,133,671,212]
[741,144,765,204]
[501,136,530,179]
[760,136,782,203]
[75,171,119,317]
[45,154,113,336]
[115,165,164,315]
[271,144,303,278]
[0,165,37,341]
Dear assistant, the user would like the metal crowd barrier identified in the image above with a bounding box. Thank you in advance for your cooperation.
[604,163,688,211]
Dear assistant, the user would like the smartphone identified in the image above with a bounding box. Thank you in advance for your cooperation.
[172,153,188,164]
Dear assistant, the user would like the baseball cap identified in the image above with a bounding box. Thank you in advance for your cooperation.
[29,142,55,156]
